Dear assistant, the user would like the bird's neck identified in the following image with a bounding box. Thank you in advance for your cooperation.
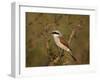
[53,35,60,40]
[53,35,60,43]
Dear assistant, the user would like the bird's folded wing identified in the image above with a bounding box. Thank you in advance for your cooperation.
[59,36,72,51]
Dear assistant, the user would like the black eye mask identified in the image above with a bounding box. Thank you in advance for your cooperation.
[52,32,59,34]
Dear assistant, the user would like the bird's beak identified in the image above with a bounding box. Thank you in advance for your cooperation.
[50,32,53,34]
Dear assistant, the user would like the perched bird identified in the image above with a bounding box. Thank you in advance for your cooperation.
[51,30,77,61]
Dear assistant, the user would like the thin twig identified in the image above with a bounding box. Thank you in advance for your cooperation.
[68,24,82,45]
[68,30,76,45]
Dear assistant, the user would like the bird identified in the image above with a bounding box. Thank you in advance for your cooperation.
[51,30,77,61]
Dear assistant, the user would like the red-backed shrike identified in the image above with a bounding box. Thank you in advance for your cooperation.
[51,30,77,61]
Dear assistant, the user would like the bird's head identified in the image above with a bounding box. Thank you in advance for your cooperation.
[51,30,62,37]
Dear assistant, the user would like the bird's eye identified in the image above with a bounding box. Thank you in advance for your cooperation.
[52,32,59,34]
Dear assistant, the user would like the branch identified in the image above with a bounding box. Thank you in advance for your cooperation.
[68,30,76,45]
[68,24,82,45]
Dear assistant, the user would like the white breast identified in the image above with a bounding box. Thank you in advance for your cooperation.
[53,35,70,52]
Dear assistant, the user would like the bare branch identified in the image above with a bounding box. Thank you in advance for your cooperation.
[68,24,82,45]
[68,30,76,44]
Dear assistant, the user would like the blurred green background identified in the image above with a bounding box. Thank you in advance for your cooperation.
[26,12,89,67]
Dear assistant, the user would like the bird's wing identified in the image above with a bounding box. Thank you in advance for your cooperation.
[59,36,77,61]
[59,36,72,51]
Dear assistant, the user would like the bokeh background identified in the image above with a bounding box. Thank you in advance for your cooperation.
[26,12,89,67]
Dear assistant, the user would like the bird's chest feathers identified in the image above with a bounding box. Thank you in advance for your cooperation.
[53,36,65,48]
[53,36,61,46]
[53,35,70,51]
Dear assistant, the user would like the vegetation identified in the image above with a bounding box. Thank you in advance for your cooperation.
[26,12,89,67]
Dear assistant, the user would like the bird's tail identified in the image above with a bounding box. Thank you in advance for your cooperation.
[69,50,77,61]
[71,55,77,61]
